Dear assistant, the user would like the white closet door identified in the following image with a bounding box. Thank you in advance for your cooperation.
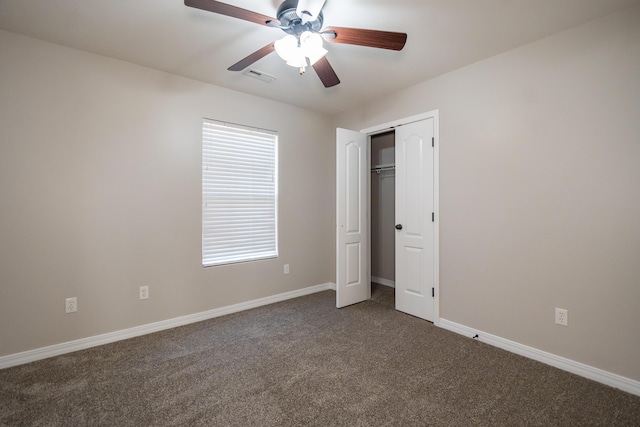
[395,119,435,321]
[336,128,369,308]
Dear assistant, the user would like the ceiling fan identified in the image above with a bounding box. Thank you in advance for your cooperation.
[184,0,408,88]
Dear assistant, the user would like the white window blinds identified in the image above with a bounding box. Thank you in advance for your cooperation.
[202,119,278,267]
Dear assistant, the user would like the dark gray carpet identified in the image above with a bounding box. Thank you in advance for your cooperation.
[370,282,395,309]
[1,290,639,426]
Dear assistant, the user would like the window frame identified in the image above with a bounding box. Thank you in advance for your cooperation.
[201,118,279,267]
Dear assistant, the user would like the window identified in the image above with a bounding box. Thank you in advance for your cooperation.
[202,119,278,266]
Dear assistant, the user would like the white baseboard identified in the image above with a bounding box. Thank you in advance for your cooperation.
[0,283,335,370]
[371,276,395,288]
[438,318,640,397]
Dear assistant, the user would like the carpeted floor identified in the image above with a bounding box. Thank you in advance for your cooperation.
[370,282,395,309]
[1,290,639,426]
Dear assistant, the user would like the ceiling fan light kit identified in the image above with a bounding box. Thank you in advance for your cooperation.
[184,0,408,87]
[274,31,328,75]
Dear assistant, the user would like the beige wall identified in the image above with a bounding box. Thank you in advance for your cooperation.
[334,6,640,381]
[0,30,335,357]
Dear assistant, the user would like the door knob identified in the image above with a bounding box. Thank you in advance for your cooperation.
[395,224,403,230]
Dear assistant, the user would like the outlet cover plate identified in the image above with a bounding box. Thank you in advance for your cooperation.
[555,308,568,326]
[139,286,149,300]
[65,297,77,313]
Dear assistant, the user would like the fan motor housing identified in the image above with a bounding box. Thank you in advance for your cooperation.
[277,0,324,35]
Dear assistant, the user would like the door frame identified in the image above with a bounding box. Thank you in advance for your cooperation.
[361,110,440,325]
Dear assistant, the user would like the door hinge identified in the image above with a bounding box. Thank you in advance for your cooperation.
[432,287,435,297]
[432,137,434,147]
[432,212,435,222]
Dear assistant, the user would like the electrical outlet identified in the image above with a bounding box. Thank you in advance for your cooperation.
[65,297,77,314]
[139,286,149,300]
[284,264,290,275]
[555,308,568,326]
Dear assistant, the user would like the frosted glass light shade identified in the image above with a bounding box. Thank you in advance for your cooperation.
[274,35,299,62]
[275,32,328,68]
[300,31,327,65]
[286,51,307,68]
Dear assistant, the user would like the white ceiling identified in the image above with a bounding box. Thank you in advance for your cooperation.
[1,0,638,115]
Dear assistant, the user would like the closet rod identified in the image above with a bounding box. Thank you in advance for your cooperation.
[370,164,395,174]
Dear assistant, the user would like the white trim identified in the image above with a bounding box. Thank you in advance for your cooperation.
[371,276,395,288]
[360,111,438,135]
[0,283,335,370]
[438,318,640,397]
[432,110,440,326]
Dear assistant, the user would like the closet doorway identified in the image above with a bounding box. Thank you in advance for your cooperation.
[370,131,396,307]
[336,111,439,323]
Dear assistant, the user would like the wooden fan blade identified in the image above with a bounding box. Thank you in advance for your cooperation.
[228,42,275,71]
[312,56,340,88]
[185,0,278,27]
[323,26,407,51]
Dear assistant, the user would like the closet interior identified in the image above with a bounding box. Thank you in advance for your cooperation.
[370,130,396,308]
